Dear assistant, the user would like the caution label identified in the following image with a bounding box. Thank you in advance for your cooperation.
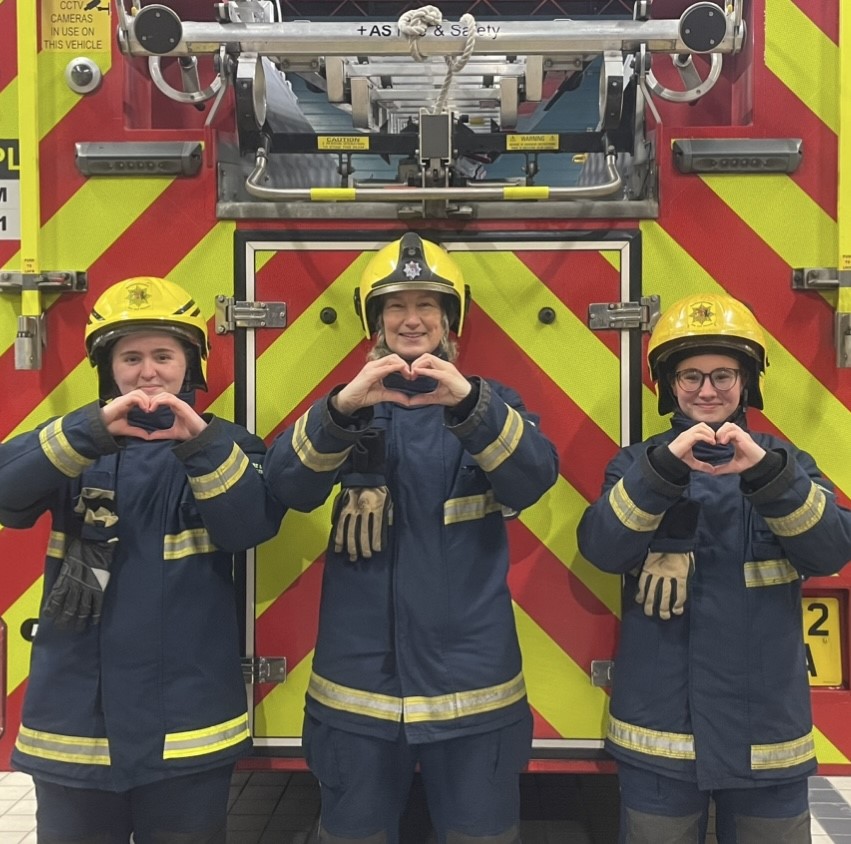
[41,0,111,53]
[506,134,560,152]
[0,141,21,240]
[317,136,370,151]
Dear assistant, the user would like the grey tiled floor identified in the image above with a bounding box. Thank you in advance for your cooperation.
[1,769,850,841]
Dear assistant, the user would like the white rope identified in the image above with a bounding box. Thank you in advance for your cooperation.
[398,6,478,114]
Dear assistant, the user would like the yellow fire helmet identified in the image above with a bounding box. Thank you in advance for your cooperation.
[85,276,210,396]
[355,233,470,338]
[647,293,768,414]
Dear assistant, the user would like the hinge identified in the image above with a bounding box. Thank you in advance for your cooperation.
[241,656,287,685]
[588,295,660,332]
[791,267,838,290]
[214,296,287,335]
[590,660,614,688]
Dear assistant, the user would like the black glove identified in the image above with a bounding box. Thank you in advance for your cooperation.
[43,537,116,632]
[332,486,393,561]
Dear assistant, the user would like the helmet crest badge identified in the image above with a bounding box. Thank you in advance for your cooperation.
[126,283,151,310]
[688,302,715,328]
[403,260,423,280]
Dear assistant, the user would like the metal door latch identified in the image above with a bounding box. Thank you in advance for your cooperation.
[591,660,614,688]
[241,656,287,685]
[588,295,660,331]
[215,296,287,334]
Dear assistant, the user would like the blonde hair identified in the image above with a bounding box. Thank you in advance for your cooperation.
[367,312,458,362]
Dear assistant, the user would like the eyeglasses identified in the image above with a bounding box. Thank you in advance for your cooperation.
[674,367,740,392]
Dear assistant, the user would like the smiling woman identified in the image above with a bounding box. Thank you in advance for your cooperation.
[0,276,285,842]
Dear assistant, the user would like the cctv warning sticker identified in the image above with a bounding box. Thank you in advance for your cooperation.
[41,0,111,53]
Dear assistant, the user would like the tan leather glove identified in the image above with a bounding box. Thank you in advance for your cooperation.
[634,551,694,620]
[332,486,393,562]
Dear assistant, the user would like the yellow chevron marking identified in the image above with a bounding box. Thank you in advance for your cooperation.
[521,477,621,617]
[702,173,836,271]
[254,649,313,738]
[1,177,177,353]
[0,51,113,138]
[255,252,370,440]
[513,603,608,739]
[454,251,621,443]
[255,501,334,618]
[4,576,41,695]
[641,222,851,496]
[765,0,838,134]
[814,726,851,765]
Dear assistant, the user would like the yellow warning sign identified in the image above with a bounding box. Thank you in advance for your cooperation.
[41,0,111,53]
[506,134,560,152]
[317,136,370,151]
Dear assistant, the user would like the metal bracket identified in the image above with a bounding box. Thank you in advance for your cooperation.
[0,272,88,370]
[241,656,287,685]
[214,296,287,335]
[588,295,660,331]
[791,267,839,290]
[591,659,614,688]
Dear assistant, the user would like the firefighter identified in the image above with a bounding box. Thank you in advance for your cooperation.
[0,277,284,843]
[577,293,851,843]
[264,233,559,844]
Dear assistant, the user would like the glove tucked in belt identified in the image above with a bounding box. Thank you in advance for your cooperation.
[43,536,116,631]
[633,498,700,621]
[331,428,393,562]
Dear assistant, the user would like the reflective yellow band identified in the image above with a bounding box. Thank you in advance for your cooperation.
[308,673,403,721]
[16,725,111,766]
[764,483,827,537]
[608,479,664,533]
[607,714,696,760]
[444,491,503,525]
[473,407,524,473]
[744,558,800,587]
[292,412,352,473]
[188,443,250,500]
[163,528,217,560]
[751,732,816,770]
[162,713,250,760]
[47,530,66,559]
[308,671,526,724]
[405,672,527,723]
[38,418,95,478]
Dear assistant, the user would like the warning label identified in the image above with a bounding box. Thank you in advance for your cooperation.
[41,0,111,53]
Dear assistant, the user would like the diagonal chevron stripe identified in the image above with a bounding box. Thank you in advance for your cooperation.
[255,504,333,617]
[453,251,622,443]
[513,603,609,740]
[1,178,177,352]
[766,0,838,133]
[520,478,621,616]
[5,577,41,695]
[701,174,836,271]
[814,726,851,766]
[641,221,851,496]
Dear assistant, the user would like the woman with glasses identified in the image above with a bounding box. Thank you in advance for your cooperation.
[577,293,851,843]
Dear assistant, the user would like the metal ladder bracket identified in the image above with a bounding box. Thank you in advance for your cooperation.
[241,656,287,685]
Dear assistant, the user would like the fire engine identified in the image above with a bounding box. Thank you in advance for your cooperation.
[1,0,850,782]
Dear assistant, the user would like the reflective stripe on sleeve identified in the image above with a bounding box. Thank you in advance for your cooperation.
[162,713,250,760]
[38,419,95,478]
[608,479,664,533]
[292,413,352,473]
[16,725,111,766]
[607,714,696,760]
[763,483,827,537]
[472,407,524,473]
[751,732,816,770]
[744,559,800,587]
[188,443,250,500]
